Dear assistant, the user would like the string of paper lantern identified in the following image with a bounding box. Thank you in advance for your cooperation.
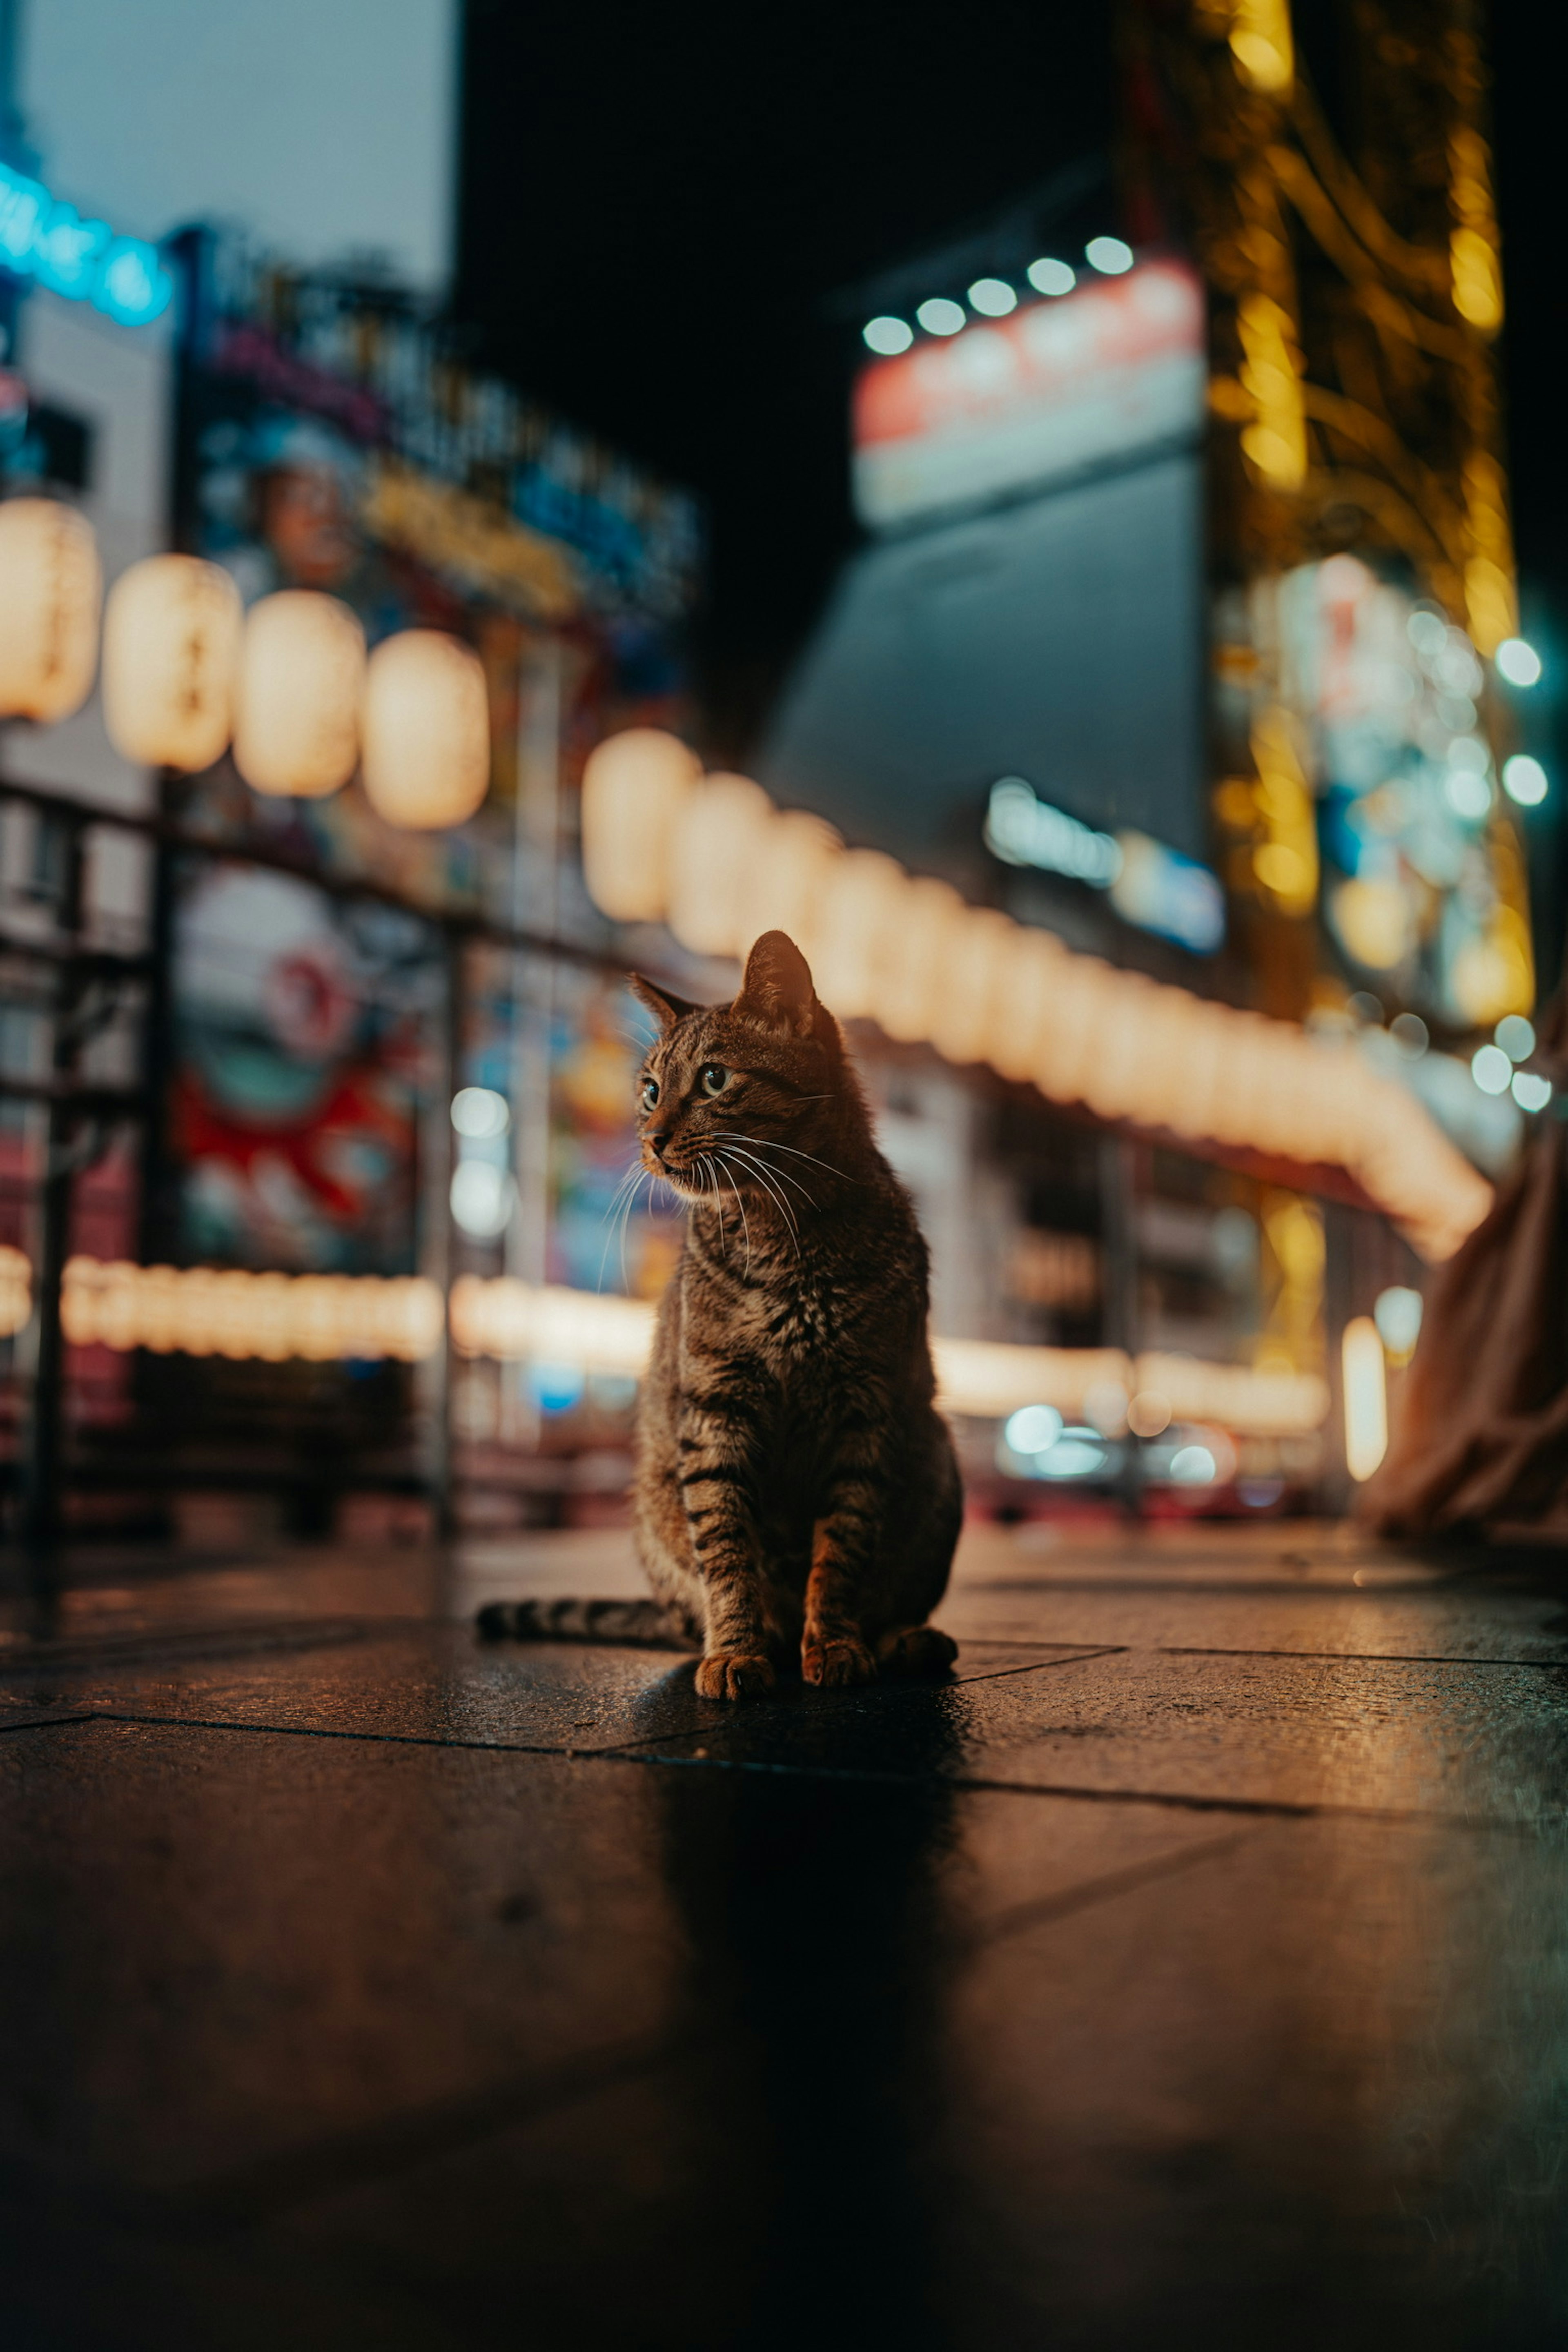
[579,730,1494,1260]
[0,503,495,831]
[60,1258,443,1362]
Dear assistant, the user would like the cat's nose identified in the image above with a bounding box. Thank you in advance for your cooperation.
[648,1127,674,1158]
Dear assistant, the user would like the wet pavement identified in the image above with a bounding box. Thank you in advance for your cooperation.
[3,1520,1568,2349]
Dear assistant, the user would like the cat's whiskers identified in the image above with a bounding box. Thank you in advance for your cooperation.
[714,1158,752,1273]
[597,1154,651,1292]
[709,1135,816,1207]
[696,1153,729,1260]
[715,1146,803,1250]
[712,1130,855,1185]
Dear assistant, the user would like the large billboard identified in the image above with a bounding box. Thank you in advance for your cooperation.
[852,259,1205,530]
[762,258,1209,880]
[160,244,703,1283]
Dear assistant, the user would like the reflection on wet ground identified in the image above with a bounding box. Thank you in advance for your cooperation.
[2,1519,1568,2348]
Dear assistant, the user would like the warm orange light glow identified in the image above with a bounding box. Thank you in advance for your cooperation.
[0,1245,29,1337]
[1227,0,1294,90]
[61,1259,443,1362]
[1342,1316,1389,1480]
[101,555,241,772]
[1237,294,1306,488]
[449,1274,657,1370]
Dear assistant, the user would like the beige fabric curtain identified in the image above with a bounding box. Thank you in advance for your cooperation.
[1365,993,1568,1541]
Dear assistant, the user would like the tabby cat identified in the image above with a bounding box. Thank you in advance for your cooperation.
[479,929,962,1698]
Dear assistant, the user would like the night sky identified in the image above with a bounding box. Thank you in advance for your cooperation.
[457,2,1568,820]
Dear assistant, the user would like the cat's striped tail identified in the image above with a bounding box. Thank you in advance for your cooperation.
[475,1597,696,1649]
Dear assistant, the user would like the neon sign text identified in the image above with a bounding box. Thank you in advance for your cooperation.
[0,163,172,327]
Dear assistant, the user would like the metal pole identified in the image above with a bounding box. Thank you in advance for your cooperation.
[20,810,85,1591]
[428,928,463,1541]
[1099,1131,1143,1516]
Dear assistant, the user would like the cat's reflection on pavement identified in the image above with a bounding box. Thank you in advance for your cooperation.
[635,1666,964,2349]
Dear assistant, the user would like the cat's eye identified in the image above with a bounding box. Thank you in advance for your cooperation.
[699,1064,729,1097]
[641,1076,659,1110]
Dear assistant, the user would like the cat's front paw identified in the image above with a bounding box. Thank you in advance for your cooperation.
[695,1650,777,1702]
[801,1634,877,1688]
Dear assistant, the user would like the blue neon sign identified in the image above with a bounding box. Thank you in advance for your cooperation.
[0,162,172,327]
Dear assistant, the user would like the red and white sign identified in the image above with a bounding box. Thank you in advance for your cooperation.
[852,258,1206,530]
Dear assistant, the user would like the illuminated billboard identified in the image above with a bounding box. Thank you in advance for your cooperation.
[852,259,1205,531]
[762,255,1209,875]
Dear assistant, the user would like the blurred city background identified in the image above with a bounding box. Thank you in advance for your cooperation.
[0,0,1560,1569]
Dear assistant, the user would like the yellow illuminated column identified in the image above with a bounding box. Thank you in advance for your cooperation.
[1342,1316,1388,1482]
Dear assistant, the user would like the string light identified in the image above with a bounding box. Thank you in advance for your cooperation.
[577,739,1494,1261]
[33,1248,1336,1436]
[60,1259,443,1362]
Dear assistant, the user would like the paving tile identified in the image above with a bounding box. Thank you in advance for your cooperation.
[936,1810,1568,2346]
[939,1555,1568,1663]
[624,1644,1568,1824]
[0,1722,690,2192]
[7,1528,1568,2348]
[0,1621,1101,1756]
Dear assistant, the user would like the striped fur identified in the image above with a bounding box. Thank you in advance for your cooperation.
[627,931,962,1700]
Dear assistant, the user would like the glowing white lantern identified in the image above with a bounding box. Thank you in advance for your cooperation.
[1029,956,1116,1104]
[360,629,490,829]
[987,925,1070,1082]
[866,875,964,1041]
[580,727,700,921]
[101,555,241,771]
[0,497,101,722]
[666,773,773,958]
[811,850,907,1019]
[927,907,1018,1066]
[733,806,843,964]
[1078,971,1163,1121]
[233,590,365,798]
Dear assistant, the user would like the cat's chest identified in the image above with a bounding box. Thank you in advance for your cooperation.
[728,1268,849,1369]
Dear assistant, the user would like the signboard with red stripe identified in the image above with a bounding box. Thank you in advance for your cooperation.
[852,258,1207,530]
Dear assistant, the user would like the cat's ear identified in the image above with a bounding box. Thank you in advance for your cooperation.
[734,930,819,1038]
[629,972,701,1031]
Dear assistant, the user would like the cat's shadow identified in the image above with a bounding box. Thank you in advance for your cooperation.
[636,1664,964,2347]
